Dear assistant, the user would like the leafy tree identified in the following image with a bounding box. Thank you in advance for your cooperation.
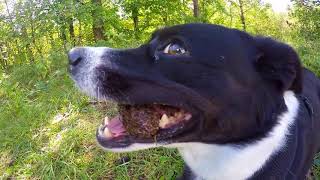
[0,0,314,69]
[92,0,106,41]
[290,0,320,40]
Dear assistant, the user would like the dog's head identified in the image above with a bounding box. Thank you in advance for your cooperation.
[68,24,302,152]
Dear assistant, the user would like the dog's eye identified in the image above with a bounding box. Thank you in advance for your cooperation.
[163,43,187,55]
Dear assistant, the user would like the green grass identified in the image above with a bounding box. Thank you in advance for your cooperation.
[0,41,319,179]
[0,54,183,179]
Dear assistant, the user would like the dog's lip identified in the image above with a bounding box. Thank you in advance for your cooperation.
[96,108,200,149]
[90,69,211,148]
[95,68,215,111]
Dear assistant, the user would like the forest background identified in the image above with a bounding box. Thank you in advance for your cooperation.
[0,0,319,179]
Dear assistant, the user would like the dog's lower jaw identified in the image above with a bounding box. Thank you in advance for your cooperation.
[177,91,299,180]
[96,91,299,179]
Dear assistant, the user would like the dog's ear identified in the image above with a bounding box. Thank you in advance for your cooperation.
[254,37,302,93]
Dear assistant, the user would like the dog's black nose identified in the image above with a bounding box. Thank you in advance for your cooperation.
[68,48,84,66]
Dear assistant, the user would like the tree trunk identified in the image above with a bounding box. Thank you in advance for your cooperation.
[4,0,19,63]
[59,22,68,52]
[238,0,246,31]
[132,6,139,38]
[229,2,233,27]
[78,21,83,45]
[68,17,75,45]
[192,0,200,18]
[92,0,105,41]
[4,0,12,19]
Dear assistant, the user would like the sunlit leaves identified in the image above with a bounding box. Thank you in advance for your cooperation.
[290,0,320,40]
[0,0,318,70]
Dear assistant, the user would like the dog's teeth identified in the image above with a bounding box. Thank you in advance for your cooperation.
[185,113,192,120]
[104,116,109,125]
[104,127,113,138]
[159,114,170,128]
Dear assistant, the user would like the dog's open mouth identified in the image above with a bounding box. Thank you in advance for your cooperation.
[97,104,193,148]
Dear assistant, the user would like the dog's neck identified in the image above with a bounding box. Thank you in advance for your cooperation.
[175,91,299,180]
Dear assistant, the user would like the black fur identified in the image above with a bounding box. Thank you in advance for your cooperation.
[69,23,320,179]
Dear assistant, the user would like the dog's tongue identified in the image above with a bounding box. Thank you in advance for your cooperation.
[107,115,126,135]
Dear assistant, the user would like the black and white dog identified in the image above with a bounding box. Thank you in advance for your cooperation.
[68,24,320,180]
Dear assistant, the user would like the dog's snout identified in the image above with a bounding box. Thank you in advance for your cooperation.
[68,48,84,66]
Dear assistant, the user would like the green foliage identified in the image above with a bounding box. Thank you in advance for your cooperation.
[0,0,319,179]
[0,0,297,69]
[290,0,320,41]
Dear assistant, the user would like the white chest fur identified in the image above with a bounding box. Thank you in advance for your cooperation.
[175,91,299,180]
